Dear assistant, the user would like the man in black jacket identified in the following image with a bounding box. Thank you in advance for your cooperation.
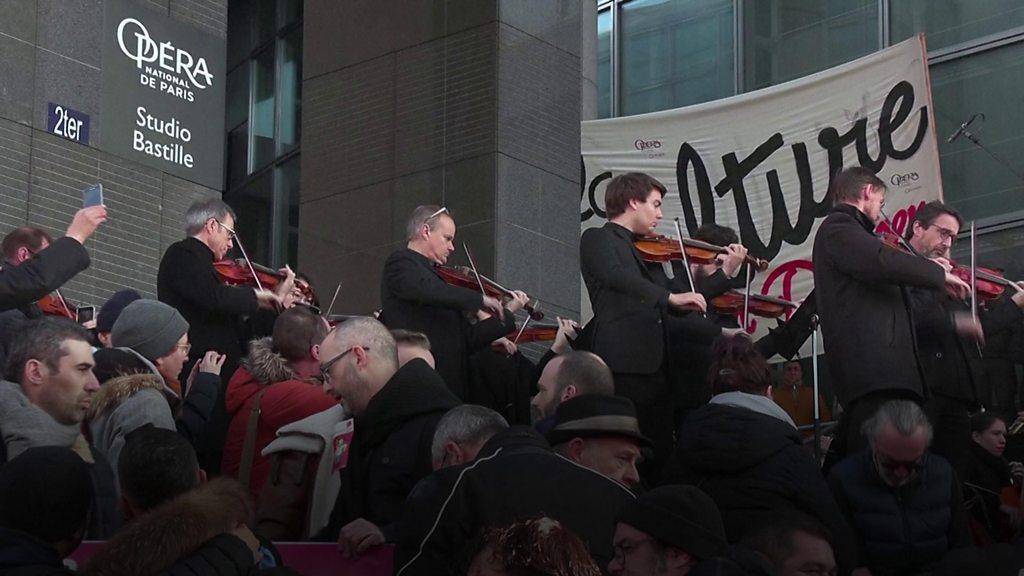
[828,400,969,575]
[0,207,106,366]
[580,173,708,476]
[812,167,968,464]
[904,201,1024,479]
[394,426,635,575]
[380,205,523,399]
[158,199,289,472]
[320,317,461,556]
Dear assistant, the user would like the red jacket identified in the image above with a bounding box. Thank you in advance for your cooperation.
[222,337,337,498]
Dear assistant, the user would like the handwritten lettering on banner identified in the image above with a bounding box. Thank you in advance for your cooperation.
[579,35,941,348]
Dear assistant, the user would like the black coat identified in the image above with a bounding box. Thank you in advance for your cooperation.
[157,237,259,378]
[580,223,672,375]
[812,204,945,406]
[394,426,636,575]
[380,248,513,399]
[0,527,73,576]
[0,237,90,313]
[325,359,460,539]
[662,403,857,570]
[963,441,1013,538]
[828,449,969,574]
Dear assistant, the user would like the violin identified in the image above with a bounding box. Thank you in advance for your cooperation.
[435,265,544,321]
[501,323,558,345]
[877,232,1014,302]
[38,292,76,319]
[635,235,769,271]
[214,259,316,303]
[710,290,797,319]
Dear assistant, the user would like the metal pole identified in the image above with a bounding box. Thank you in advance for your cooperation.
[811,313,822,463]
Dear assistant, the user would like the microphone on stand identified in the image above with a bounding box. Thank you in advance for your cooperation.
[947,113,984,143]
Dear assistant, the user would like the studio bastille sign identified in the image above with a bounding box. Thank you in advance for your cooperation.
[101,0,226,189]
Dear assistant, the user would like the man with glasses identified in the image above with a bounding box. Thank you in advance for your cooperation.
[158,199,292,472]
[380,205,524,399]
[827,400,968,575]
[319,317,460,557]
[812,168,969,469]
[905,201,1024,480]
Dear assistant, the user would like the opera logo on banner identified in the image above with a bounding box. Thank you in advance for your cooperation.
[117,17,214,102]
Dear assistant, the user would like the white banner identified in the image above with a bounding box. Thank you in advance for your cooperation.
[580,35,942,355]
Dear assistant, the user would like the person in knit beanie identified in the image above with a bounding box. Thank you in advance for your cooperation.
[95,289,141,348]
[87,300,224,476]
[609,485,728,575]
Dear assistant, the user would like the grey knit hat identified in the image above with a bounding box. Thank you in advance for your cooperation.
[111,299,189,361]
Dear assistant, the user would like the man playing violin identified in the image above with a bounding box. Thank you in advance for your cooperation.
[580,172,707,478]
[0,208,106,365]
[813,167,970,468]
[905,201,1024,479]
[158,199,292,471]
[379,205,525,399]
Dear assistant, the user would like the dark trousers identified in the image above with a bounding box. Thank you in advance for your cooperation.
[614,370,673,485]
[823,389,920,474]
[924,395,973,482]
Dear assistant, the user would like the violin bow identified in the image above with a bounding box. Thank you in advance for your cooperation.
[230,230,266,292]
[743,262,752,332]
[462,243,488,296]
[54,289,74,318]
[512,300,540,345]
[325,282,342,318]
[673,218,706,318]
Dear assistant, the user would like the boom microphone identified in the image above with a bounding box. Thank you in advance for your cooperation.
[947,113,984,143]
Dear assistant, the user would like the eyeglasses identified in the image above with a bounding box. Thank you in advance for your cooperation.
[426,206,448,221]
[927,224,958,243]
[213,219,236,238]
[319,346,369,385]
[176,343,192,354]
[875,452,926,474]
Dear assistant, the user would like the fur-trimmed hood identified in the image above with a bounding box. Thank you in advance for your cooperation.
[83,478,253,576]
[240,337,295,385]
[87,373,166,421]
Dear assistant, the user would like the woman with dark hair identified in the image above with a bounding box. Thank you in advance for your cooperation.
[964,412,1024,542]
[662,334,857,572]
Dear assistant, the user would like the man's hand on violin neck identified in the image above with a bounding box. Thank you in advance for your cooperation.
[721,244,748,278]
[506,290,530,313]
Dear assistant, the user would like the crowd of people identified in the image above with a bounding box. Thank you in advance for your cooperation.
[0,167,1023,576]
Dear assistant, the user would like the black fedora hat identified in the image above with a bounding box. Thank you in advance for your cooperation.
[546,394,652,447]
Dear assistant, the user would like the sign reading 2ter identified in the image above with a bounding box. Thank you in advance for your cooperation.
[101,0,225,188]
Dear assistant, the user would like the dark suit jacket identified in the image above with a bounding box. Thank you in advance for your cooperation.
[157,237,259,375]
[812,204,945,406]
[379,248,513,399]
[580,222,672,375]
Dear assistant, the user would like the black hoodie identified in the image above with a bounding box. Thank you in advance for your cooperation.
[663,403,857,572]
[324,359,460,540]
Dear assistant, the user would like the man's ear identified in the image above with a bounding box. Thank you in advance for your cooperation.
[561,384,577,402]
[310,343,321,361]
[196,468,208,486]
[15,246,31,263]
[23,359,46,387]
[566,437,586,462]
[445,441,464,466]
[664,548,696,571]
[765,384,773,400]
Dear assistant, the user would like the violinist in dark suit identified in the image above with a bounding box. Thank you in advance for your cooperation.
[379,206,522,399]
[579,172,707,474]
[157,199,289,471]
[812,167,969,466]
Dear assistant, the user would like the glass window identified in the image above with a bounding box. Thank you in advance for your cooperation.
[930,43,1024,220]
[226,171,273,264]
[743,0,878,92]
[279,29,302,153]
[227,122,249,189]
[256,0,277,46]
[281,0,303,28]
[226,65,249,131]
[597,9,612,118]
[620,0,734,116]
[890,0,1024,52]
[251,47,277,169]
[226,1,253,71]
